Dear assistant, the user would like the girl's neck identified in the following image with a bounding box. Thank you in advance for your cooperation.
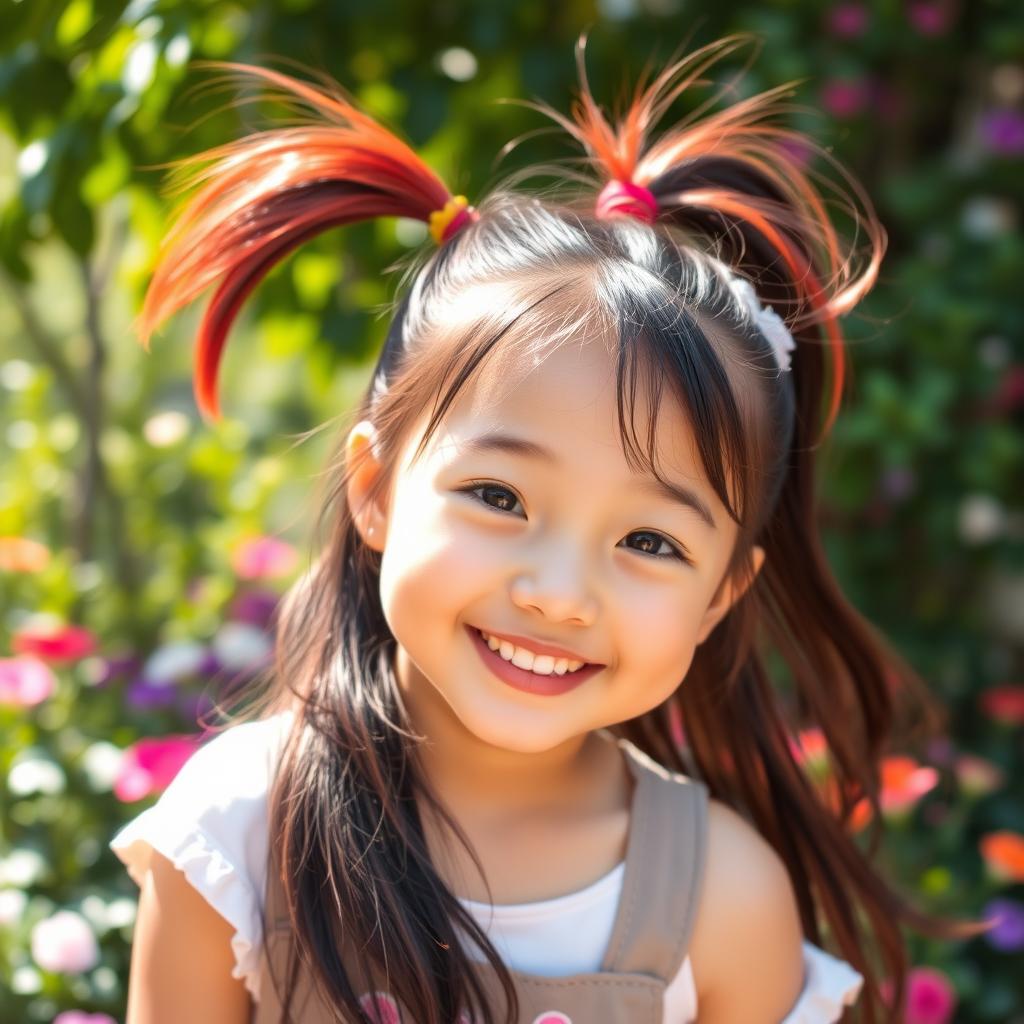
[394,644,629,825]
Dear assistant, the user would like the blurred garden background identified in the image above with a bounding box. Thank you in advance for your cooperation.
[0,0,1022,1021]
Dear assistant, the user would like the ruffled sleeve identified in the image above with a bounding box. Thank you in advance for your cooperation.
[779,940,865,1023]
[108,711,294,1001]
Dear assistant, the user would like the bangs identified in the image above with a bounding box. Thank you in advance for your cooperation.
[398,263,754,530]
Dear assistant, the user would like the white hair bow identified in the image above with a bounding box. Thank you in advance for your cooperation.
[727,276,797,373]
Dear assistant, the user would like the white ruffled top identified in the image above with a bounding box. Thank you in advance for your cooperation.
[109,712,865,1023]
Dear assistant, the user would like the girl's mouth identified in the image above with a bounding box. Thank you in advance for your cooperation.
[465,625,604,697]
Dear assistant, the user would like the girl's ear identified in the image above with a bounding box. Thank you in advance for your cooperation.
[345,420,388,552]
[695,544,766,645]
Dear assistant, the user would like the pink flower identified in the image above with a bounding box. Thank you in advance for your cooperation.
[907,1,953,35]
[0,657,57,707]
[827,3,869,38]
[12,623,97,663]
[905,966,957,1024]
[821,78,871,118]
[231,535,298,580]
[53,1013,118,1024]
[30,910,99,973]
[953,753,1005,798]
[114,734,204,802]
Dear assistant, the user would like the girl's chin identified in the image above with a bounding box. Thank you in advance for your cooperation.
[445,698,591,755]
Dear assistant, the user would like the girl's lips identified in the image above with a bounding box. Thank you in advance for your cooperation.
[466,625,603,697]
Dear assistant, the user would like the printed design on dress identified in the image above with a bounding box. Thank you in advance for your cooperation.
[358,991,401,1024]
[357,990,571,1024]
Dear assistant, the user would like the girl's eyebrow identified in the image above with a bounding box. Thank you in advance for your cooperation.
[457,430,718,531]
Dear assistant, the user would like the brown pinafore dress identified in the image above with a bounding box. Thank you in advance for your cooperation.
[253,739,709,1024]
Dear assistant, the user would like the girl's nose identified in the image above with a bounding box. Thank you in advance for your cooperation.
[508,541,599,626]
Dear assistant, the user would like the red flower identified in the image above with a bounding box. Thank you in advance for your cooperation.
[979,685,1024,726]
[12,623,97,663]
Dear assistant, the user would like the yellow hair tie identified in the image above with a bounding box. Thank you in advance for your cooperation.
[428,195,471,244]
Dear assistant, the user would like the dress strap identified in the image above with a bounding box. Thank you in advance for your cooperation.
[599,739,709,983]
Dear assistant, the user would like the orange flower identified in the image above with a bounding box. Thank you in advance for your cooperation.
[880,755,939,816]
[817,775,873,834]
[979,830,1024,883]
[0,536,50,573]
[789,727,831,784]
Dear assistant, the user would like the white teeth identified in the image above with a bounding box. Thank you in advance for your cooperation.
[479,630,585,674]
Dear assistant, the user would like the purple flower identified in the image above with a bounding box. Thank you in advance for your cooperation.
[198,649,222,676]
[229,589,281,630]
[93,653,142,687]
[126,677,179,709]
[979,110,1024,156]
[983,897,1024,952]
[827,3,869,38]
[881,466,917,502]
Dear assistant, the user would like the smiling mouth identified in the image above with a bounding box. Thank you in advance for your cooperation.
[466,625,603,698]
[472,627,594,674]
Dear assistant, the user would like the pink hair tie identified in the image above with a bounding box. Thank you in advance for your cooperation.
[595,179,658,224]
[428,195,480,245]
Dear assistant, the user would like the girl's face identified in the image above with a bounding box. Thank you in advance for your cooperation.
[347,321,764,755]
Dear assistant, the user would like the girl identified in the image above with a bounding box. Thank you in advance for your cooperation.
[110,33,988,1024]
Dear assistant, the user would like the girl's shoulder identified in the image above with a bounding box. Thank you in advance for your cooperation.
[690,797,865,1021]
[108,709,295,1000]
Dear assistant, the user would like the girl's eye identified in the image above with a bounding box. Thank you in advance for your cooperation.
[457,482,692,565]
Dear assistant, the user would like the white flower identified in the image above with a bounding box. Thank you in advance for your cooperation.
[143,639,207,685]
[0,889,28,926]
[212,622,273,672]
[8,752,65,796]
[0,848,47,887]
[30,909,99,973]
[959,494,1005,544]
[80,741,126,792]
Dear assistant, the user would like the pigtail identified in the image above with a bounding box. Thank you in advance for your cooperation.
[519,32,885,437]
[523,32,988,1024]
[133,61,471,421]
[138,64,514,1024]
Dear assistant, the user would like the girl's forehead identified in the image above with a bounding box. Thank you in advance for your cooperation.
[422,330,708,491]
